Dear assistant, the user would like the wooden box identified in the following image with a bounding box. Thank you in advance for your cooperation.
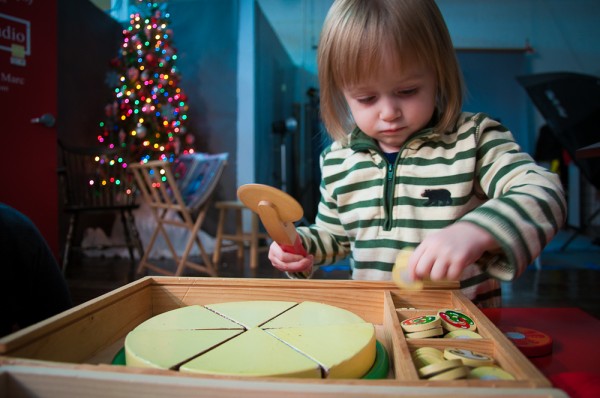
[0,277,567,397]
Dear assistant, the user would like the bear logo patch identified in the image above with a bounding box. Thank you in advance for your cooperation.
[421,189,452,206]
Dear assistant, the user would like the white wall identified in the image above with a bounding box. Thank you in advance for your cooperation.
[438,0,600,227]
[237,0,255,188]
[438,0,600,76]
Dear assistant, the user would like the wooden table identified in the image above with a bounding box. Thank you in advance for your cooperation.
[482,307,600,398]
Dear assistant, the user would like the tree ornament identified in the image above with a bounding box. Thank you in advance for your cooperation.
[136,124,147,138]
[127,67,139,81]
[173,137,181,154]
[185,133,195,145]
[145,53,157,67]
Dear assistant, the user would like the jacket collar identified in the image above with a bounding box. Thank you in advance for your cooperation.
[349,124,441,154]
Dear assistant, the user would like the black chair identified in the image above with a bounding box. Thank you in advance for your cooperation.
[58,141,144,279]
[518,72,600,249]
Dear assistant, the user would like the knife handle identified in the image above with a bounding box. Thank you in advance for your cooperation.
[280,235,308,257]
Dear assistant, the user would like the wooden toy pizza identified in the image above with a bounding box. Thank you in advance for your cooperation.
[123,300,389,379]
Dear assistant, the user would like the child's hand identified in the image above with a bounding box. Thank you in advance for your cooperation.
[268,241,314,273]
[409,222,498,281]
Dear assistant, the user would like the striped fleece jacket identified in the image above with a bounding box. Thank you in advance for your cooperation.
[294,112,567,307]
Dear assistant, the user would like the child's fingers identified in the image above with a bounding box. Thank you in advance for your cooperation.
[272,256,312,273]
[411,247,435,281]
[429,259,452,281]
[268,241,312,272]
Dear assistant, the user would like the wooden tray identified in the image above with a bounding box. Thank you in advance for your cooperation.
[0,277,567,397]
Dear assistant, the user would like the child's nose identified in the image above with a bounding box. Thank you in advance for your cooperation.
[379,98,400,121]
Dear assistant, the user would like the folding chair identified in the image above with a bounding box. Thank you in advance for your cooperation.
[129,153,228,277]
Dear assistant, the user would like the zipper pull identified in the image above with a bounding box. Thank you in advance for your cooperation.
[388,163,394,181]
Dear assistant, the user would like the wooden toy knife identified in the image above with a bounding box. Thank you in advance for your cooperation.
[237,184,307,256]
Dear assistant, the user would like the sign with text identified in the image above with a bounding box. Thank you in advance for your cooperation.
[0,12,30,66]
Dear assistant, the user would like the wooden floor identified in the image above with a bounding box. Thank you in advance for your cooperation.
[65,229,600,319]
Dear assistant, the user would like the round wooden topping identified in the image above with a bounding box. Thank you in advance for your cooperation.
[401,314,441,333]
[413,353,445,369]
[405,326,444,339]
[413,346,444,359]
[468,366,515,380]
[444,330,483,339]
[412,347,445,369]
[418,359,463,378]
[443,347,494,367]
[428,365,470,381]
[392,248,423,290]
[438,309,477,331]
[501,326,553,357]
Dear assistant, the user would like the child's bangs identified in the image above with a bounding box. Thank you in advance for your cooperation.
[332,20,422,88]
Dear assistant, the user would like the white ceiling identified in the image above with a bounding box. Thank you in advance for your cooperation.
[257,0,333,75]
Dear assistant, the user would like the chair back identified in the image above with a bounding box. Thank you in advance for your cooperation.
[58,141,138,211]
[130,153,228,216]
[129,153,227,277]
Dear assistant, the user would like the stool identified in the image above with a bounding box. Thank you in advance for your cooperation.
[213,201,269,269]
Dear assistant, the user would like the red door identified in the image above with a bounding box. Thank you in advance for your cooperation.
[0,0,59,257]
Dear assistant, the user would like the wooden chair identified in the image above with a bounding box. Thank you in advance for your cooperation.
[58,141,144,280]
[212,201,269,270]
[129,153,228,277]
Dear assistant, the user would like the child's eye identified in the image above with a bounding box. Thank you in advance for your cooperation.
[356,96,375,104]
[397,88,418,96]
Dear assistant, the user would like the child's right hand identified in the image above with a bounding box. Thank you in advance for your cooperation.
[268,241,314,273]
[408,222,498,282]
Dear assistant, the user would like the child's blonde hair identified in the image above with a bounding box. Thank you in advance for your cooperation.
[318,0,464,141]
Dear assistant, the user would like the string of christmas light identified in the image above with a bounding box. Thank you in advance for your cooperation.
[96,0,195,191]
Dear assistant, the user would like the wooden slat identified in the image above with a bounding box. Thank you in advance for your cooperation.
[0,363,568,397]
[0,278,153,361]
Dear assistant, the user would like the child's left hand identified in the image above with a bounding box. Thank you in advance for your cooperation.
[268,241,314,274]
[408,222,499,281]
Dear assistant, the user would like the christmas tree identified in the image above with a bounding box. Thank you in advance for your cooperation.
[98,0,195,168]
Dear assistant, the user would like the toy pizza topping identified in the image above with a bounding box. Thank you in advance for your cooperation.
[400,314,441,332]
[443,347,494,367]
[438,309,477,331]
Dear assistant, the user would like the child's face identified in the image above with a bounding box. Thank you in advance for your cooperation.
[342,54,437,153]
